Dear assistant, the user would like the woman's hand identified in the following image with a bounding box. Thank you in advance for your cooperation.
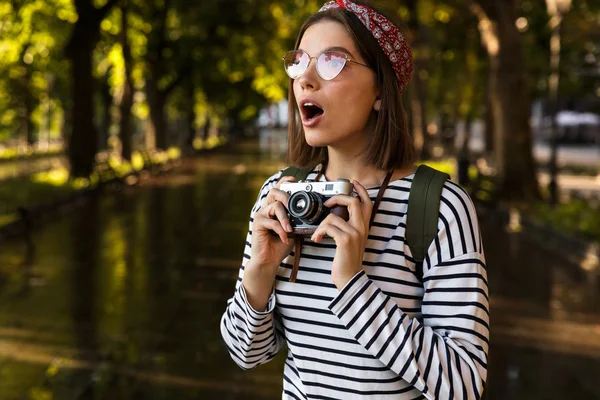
[249,176,297,268]
[243,176,296,310]
[310,180,373,290]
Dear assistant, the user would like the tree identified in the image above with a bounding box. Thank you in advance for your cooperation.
[467,0,540,201]
[0,0,73,146]
[119,2,134,161]
[404,0,433,160]
[65,0,120,178]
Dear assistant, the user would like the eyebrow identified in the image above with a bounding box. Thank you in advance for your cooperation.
[298,46,357,58]
[325,46,355,57]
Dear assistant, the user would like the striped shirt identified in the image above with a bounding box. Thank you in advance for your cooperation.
[221,166,489,399]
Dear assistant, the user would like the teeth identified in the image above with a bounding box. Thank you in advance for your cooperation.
[304,102,314,107]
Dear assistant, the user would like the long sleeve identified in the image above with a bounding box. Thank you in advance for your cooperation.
[328,182,489,400]
[220,172,285,370]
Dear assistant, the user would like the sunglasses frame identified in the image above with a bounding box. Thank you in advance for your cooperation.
[282,49,370,81]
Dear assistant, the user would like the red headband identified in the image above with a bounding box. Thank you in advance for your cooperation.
[319,0,413,93]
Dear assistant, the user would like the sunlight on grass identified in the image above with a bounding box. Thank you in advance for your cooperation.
[193,136,227,151]
[131,152,144,171]
[28,387,52,400]
[0,145,63,161]
[30,168,69,187]
[0,213,18,227]
[167,147,181,159]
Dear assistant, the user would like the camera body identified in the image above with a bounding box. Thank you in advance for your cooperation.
[280,179,353,236]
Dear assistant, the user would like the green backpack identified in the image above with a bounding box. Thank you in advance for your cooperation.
[280,164,449,282]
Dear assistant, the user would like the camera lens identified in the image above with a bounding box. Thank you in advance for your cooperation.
[288,191,325,224]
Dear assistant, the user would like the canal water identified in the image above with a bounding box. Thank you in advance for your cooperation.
[0,138,598,399]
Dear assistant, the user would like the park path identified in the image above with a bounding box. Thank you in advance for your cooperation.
[0,138,598,399]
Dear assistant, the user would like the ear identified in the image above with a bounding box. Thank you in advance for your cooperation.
[373,97,382,112]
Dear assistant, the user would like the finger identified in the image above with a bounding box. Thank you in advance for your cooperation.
[259,176,296,208]
[311,222,346,243]
[257,215,290,244]
[266,202,293,232]
[311,214,353,242]
[350,180,374,226]
[264,187,293,208]
[324,194,366,229]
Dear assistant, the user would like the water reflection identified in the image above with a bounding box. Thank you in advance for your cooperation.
[0,138,598,399]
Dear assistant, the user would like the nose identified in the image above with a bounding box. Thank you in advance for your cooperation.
[297,56,320,91]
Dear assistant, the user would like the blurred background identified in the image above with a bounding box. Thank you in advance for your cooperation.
[0,0,599,399]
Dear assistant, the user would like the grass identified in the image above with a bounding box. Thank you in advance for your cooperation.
[419,157,600,243]
[0,144,63,162]
[0,173,78,227]
[192,136,228,151]
[526,200,600,242]
[0,148,183,229]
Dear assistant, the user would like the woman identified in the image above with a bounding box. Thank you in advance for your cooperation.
[220,1,489,399]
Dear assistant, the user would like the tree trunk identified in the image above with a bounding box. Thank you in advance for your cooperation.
[144,0,173,151]
[119,3,133,161]
[99,72,112,152]
[147,76,167,150]
[202,115,211,141]
[68,41,98,177]
[408,79,431,160]
[483,75,495,154]
[405,0,432,160]
[185,78,196,150]
[17,47,36,147]
[65,0,119,178]
[24,66,35,146]
[471,0,540,201]
[493,3,539,201]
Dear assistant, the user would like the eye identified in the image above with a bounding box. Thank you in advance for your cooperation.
[330,59,343,68]
[326,52,346,69]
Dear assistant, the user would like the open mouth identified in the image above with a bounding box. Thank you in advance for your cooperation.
[302,103,324,121]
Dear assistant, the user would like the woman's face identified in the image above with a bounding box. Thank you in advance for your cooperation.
[293,20,379,150]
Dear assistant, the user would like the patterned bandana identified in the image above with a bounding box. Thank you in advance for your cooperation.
[319,0,413,93]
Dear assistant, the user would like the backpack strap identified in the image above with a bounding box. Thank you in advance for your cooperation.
[406,164,450,282]
[280,166,312,182]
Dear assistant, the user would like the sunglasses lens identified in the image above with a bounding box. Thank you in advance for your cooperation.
[317,51,347,80]
[283,51,309,79]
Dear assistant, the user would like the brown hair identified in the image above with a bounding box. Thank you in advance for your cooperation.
[286,1,415,171]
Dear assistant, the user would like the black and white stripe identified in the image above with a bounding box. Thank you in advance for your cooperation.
[221,167,489,399]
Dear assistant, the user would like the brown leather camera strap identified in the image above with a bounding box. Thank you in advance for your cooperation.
[290,239,303,282]
[289,168,394,283]
[369,170,394,230]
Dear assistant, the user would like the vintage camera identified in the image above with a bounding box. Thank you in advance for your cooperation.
[280,179,353,236]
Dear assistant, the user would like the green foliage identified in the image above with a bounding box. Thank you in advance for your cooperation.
[530,200,600,242]
[0,0,74,142]
[0,0,598,164]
